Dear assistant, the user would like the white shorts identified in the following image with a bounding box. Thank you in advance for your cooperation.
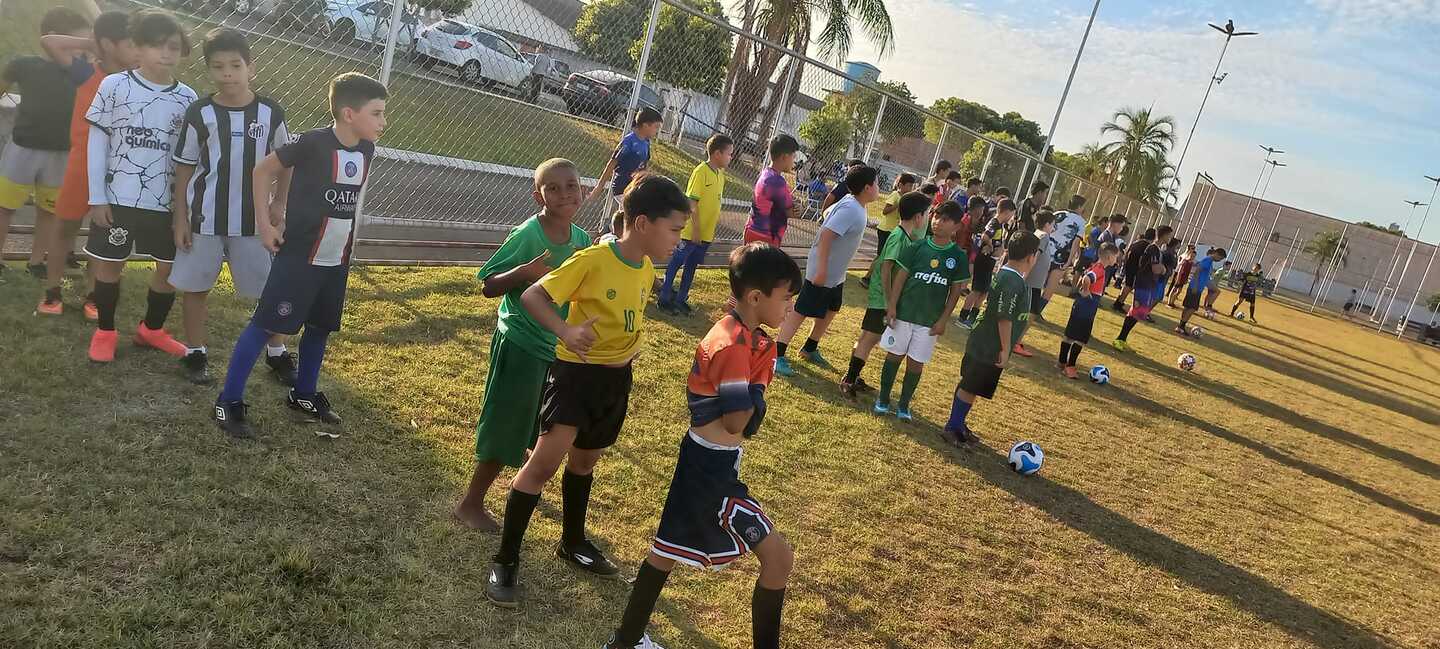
[879,319,939,363]
[168,233,274,298]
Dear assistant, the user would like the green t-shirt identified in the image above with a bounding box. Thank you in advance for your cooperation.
[965,266,1031,363]
[479,215,592,361]
[894,237,971,326]
[867,223,920,309]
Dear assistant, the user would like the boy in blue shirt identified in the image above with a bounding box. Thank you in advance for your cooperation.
[1177,247,1227,335]
[589,107,662,233]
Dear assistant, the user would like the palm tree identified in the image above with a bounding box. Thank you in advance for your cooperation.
[1099,106,1176,200]
[1303,230,1349,296]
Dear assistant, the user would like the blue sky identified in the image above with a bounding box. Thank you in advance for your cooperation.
[841,0,1440,241]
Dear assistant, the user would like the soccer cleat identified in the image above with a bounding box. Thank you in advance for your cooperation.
[83,299,98,321]
[958,425,982,446]
[800,348,835,370]
[485,561,520,607]
[655,299,677,315]
[1012,343,1033,358]
[602,632,667,649]
[37,298,63,316]
[266,350,299,387]
[773,356,795,377]
[288,389,342,425]
[1063,366,1079,380]
[134,323,188,358]
[1112,301,1127,313]
[839,380,858,400]
[556,539,620,577]
[1173,326,1188,337]
[872,400,891,416]
[181,350,214,385]
[677,302,694,316]
[1111,339,1130,352]
[896,407,913,422]
[213,398,255,439]
[852,377,875,393]
[88,329,118,362]
[939,428,965,448]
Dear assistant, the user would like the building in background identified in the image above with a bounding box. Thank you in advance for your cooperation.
[842,61,880,92]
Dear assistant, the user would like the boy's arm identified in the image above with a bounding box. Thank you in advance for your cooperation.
[252,153,285,252]
[995,319,1013,368]
[587,157,618,202]
[40,34,95,64]
[270,167,294,226]
[482,250,552,298]
[885,260,907,326]
[86,124,111,226]
[932,281,967,336]
[810,227,837,286]
[521,283,599,360]
[172,164,195,251]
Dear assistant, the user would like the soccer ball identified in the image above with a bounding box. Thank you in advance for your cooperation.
[1190,326,1205,338]
[1177,353,1197,371]
[1008,441,1044,475]
[1234,311,1246,321]
[1089,365,1110,384]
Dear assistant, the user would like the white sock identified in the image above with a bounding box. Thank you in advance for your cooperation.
[187,345,207,355]
[266,344,287,357]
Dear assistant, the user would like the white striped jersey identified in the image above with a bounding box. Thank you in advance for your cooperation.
[85,71,198,212]
[173,95,290,236]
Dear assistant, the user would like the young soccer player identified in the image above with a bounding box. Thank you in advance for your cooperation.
[1167,243,1197,307]
[1155,237,1183,317]
[1017,180,1048,234]
[599,210,624,245]
[1059,243,1119,378]
[926,159,953,189]
[455,158,592,532]
[1112,227,1155,312]
[772,165,879,377]
[1045,194,1088,302]
[1020,209,1056,325]
[840,191,936,398]
[874,202,970,421]
[1176,247,1226,335]
[169,28,295,385]
[1205,260,1232,318]
[819,159,865,213]
[860,172,918,288]
[956,196,1012,329]
[589,107,661,232]
[212,72,387,438]
[744,135,799,246]
[485,175,690,607]
[601,243,801,649]
[1229,262,1264,323]
[1112,225,1173,352]
[933,171,962,207]
[659,134,733,315]
[940,232,1040,447]
[0,7,92,283]
[82,10,199,363]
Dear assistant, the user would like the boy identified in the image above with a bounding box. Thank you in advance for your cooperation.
[860,172,917,288]
[169,28,295,385]
[1019,209,1056,330]
[772,165,879,377]
[1176,247,1226,335]
[1205,260,1232,318]
[961,177,984,205]
[956,196,1012,329]
[599,210,624,245]
[659,134,733,315]
[941,232,1041,447]
[1112,227,1155,312]
[841,192,936,398]
[455,158,592,532]
[601,243,802,649]
[874,201,970,421]
[1045,194,1088,302]
[40,10,134,318]
[1112,225,1173,351]
[926,159,952,189]
[1077,213,1125,277]
[486,176,690,607]
[1166,243,1197,307]
[819,159,865,212]
[1229,262,1264,323]
[589,107,661,233]
[1155,237,1183,317]
[212,72,387,438]
[1059,243,1120,378]
[744,135,799,246]
[0,7,92,283]
[1017,180,1048,233]
[933,171,962,207]
[82,10,198,363]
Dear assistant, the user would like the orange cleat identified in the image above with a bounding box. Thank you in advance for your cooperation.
[1063,366,1079,379]
[89,329,118,362]
[37,299,63,316]
[83,300,98,321]
[134,322,188,358]
[1012,342,1034,358]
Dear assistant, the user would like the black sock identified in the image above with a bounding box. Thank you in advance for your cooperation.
[561,470,593,546]
[1067,343,1083,366]
[752,583,786,649]
[1058,341,1071,366]
[776,342,788,358]
[843,354,865,384]
[1118,316,1138,341]
[45,286,62,302]
[93,280,120,331]
[614,560,672,645]
[494,488,541,564]
[801,338,819,353]
[143,289,176,330]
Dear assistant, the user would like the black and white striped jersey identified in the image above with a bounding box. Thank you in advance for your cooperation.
[173,94,290,236]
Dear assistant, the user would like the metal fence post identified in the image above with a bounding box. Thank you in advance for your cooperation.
[771,56,799,143]
[627,0,663,128]
[930,124,949,174]
[1014,159,1030,198]
[1050,169,1060,196]
[1396,242,1437,338]
[353,0,409,252]
[862,94,887,163]
[979,143,994,181]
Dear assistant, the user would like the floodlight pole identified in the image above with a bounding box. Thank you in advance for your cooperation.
[1379,175,1440,331]
[1255,161,1292,261]
[1231,145,1282,254]
[1169,20,1258,222]
[1396,242,1438,339]
[1032,0,1101,191]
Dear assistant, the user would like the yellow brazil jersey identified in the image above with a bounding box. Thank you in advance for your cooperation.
[878,190,903,232]
[539,241,653,365]
[684,162,724,243]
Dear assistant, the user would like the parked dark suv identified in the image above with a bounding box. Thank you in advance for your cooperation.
[562,69,662,125]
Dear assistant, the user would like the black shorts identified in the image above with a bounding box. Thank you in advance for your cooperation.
[972,257,996,292]
[1029,287,1046,315]
[651,432,772,569]
[253,254,349,334]
[794,279,845,318]
[1064,313,1096,344]
[875,228,891,256]
[958,353,1004,400]
[861,307,887,334]
[1239,291,1256,303]
[540,360,633,450]
[84,205,177,263]
[1183,286,1203,310]
[1122,266,1139,289]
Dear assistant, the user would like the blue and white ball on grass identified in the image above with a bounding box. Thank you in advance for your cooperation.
[1177,352,1197,371]
[1190,326,1205,338]
[1234,311,1246,321]
[1008,441,1044,475]
[1089,365,1110,384]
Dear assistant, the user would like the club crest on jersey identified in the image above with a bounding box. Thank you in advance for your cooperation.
[277,301,293,316]
[945,257,957,269]
[606,289,617,300]
[247,121,267,140]
[333,150,366,186]
[107,227,129,246]
[929,258,939,269]
[171,114,184,130]
[745,526,762,543]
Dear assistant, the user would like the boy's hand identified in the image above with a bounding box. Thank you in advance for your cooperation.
[930,320,947,337]
[259,225,284,253]
[268,201,286,228]
[885,307,897,329]
[810,269,826,287]
[561,316,600,361]
[586,185,606,203]
[173,220,192,252]
[519,250,553,281]
[995,352,1009,369]
[88,204,112,228]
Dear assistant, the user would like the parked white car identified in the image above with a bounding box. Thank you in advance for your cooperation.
[412,19,531,90]
[324,0,418,48]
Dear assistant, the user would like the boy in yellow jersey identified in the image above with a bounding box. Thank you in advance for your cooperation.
[859,172,917,289]
[659,134,733,315]
[486,175,691,607]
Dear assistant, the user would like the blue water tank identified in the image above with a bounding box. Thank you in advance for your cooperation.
[843,61,880,93]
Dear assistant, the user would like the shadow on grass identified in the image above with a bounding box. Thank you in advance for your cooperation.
[1231,325,1440,414]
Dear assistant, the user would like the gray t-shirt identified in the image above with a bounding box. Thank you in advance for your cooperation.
[806,194,868,287]
[1026,230,1054,289]
[531,52,551,76]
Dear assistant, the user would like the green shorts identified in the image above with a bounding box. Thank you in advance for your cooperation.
[474,329,551,467]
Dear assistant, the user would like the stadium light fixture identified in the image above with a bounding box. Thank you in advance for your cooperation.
[1379,175,1440,332]
[1231,144,1283,253]
[1168,19,1259,215]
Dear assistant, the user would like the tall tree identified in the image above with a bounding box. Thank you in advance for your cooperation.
[1303,230,1349,296]
[797,98,853,164]
[575,0,732,94]
[573,0,646,71]
[957,131,1035,191]
[924,99,1045,151]
[1099,106,1177,205]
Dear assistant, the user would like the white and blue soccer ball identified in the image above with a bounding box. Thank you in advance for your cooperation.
[1177,352,1197,371]
[1234,311,1246,321]
[1008,441,1044,475]
[1089,365,1110,384]
[1190,326,1205,338]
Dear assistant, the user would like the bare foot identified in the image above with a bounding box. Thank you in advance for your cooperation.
[454,504,500,533]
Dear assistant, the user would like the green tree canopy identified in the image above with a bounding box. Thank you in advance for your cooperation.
[924,98,1045,151]
[576,0,731,94]
[853,80,922,143]
[798,98,853,166]
[1303,230,1349,296]
[958,131,1035,191]
[573,0,645,71]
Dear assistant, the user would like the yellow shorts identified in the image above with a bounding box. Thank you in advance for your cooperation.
[0,144,66,212]
[0,177,60,212]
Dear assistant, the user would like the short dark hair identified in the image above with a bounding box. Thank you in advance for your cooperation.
[1099,242,1120,256]
[1210,247,1228,258]
[203,27,251,63]
[1156,225,1175,239]
[623,175,691,224]
[706,134,734,154]
[41,7,89,36]
[946,170,963,181]
[1034,209,1055,229]
[966,177,983,188]
[729,243,801,299]
[897,172,918,186]
[994,187,1012,198]
[997,198,1017,213]
[1109,213,1128,224]
[1067,194,1087,211]
[1030,180,1049,195]
[847,158,865,168]
[934,200,965,223]
[609,210,626,235]
[1007,232,1041,261]
[634,106,663,126]
[966,195,987,212]
[844,166,879,195]
[1142,227,1157,240]
[898,192,931,220]
[93,10,130,45]
[768,134,799,158]
[329,72,388,118]
[934,159,952,173]
[919,183,939,196]
[131,9,191,56]
[1166,237,1183,249]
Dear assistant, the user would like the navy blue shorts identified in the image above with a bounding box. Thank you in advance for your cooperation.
[1065,295,1100,343]
[651,432,773,569]
[253,254,349,334]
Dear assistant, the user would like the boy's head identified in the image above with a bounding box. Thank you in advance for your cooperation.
[1006,231,1042,271]
[1029,180,1049,202]
[1099,242,1120,265]
[706,134,735,169]
[610,210,626,238]
[1142,227,1157,241]
[919,183,939,198]
[202,28,253,95]
[531,158,582,220]
[1108,213,1127,231]
[945,170,962,187]
[931,199,965,240]
[896,172,918,193]
[633,107,663,139]
[898,191,931,223]
[933,159,952,177]
[1209,247,1228,260]
[768,134,800,172]
[1067,193,1087,212]
[1156,225,1174,245]
[1222,260,1233,268]
[1252,262,1262,272]
[1034,209,1055,233]
[845,165,881,204]
[621,175,691,259]
[1165,237,1182,251]
[997,198,1017,217]
[966,177,983,194]
[93,11,135,69]
[41,7,90,37]
[846,158,865,171]
[329,72,388,141]
[994,187,1012,201]
[130,9,190,72]
[966,195,987,218]
[729,243,802,328]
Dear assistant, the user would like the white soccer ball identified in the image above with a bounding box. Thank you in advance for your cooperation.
[1234,311,1246,321]
[1177,352,1197,371]
[1008,441,1044,475]
[1089,365,1110,384]
[1190,326,1204,338]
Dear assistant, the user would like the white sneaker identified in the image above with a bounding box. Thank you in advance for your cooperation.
[603,633,666,649]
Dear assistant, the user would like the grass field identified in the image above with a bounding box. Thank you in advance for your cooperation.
[1,260,1437,649]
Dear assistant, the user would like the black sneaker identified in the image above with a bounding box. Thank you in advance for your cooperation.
[214,398,255,439]
[485,561,519,607]
[852,377,875,393]
[555,539,620,577]
[677,302,694,316]
[287,389,342,425]
[266,350,298,386]
[839,380,858,400]
[181,349,214,385]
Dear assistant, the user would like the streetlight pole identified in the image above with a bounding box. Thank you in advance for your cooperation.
[1372,199,1426,318]
[1379,175,1440,331]
[1252,158,1288,264]
[1230,145,1282,254]
[1167,20,1258,219]
[1032,0,1101,192]
[1396,242,1438,339]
